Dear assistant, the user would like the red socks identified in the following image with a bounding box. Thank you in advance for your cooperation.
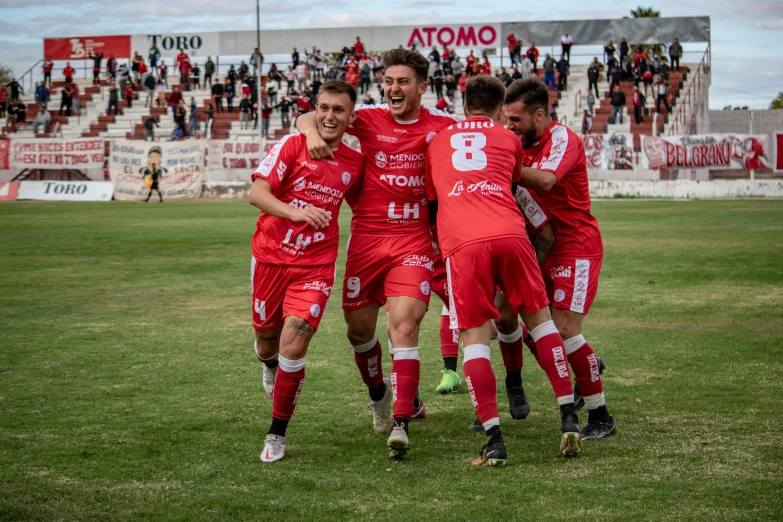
[272,356,306,421]
[529,321,573,405]
[353,336,384,389]
[497,325,523,373]
[463,344,499,430]
[439,307,459,359]
[390,347,420,420]
[565,335,605,409]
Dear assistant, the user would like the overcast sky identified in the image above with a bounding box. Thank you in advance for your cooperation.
[0,0,780,109]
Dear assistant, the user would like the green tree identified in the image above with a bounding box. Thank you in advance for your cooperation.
[770,93,783,110]
[0,64,13,85]
[631,6,661,18]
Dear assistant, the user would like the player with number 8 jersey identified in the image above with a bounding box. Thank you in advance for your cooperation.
[297,48,459,460]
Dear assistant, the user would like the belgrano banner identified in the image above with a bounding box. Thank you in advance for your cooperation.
[109,140,205,201]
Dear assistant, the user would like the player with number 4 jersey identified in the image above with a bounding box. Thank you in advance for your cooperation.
[297,48,458,461]
[427,76,584,465]
[249,81,364,464]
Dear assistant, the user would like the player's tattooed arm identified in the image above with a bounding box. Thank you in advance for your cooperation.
[287,318,315,337]
[533,222,555,263]
[255,329,281,342]
[520,167,558,192]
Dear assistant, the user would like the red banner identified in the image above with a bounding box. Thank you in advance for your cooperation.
[44,35,131,60]
[0,182,19,202]
[0,139,9,169]
[776,132,783,172]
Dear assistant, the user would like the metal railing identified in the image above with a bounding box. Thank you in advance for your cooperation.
[18,59,43,93]
[573,89,582,117]
[667,44,710,136]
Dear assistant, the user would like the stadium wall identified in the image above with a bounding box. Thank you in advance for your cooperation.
[708,110,783,179]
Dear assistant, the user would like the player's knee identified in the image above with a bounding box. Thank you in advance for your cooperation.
[389,317,419,344]
[495,313,519,335]
[346,323,373,345]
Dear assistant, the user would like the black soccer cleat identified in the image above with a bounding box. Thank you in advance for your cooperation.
[560,406,583,457]
[574,357,606,410]
[506,384,531,420]
[468,416,484,432]
[581,415,617,440]
[472,432,507,467]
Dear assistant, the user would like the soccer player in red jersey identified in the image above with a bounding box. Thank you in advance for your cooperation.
[504,78,616,440]
[426,75,584,464]
[297,49,458,459]
[249,81,365,463]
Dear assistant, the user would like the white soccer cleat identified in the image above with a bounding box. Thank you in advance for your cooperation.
[387,425,410,459]
[260,434,286,463]
[370,378,393,434]
[262,364,277,398]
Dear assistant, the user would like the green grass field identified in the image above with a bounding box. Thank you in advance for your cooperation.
[1,199,782,521]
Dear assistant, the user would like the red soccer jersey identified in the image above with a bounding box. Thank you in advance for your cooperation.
[425,116,527,258]
[251,133,365,266]
[521,121,603,259]
[466,55,476,68]
[64,66,75,78]
[354,42,364,55]
[347,104,458,236]
[43,60,53,73]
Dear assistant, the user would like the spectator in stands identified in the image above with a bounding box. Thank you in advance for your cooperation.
[610,84,625,124]
[224,77,235,113]
[88,51,104,85]
[441,47,452,75]
[143,73,156,108]
[239,94,251,129]
[250,47,263,77]
[445,73,457,95]
[620,37,629,65]
[211,79,224,113]
[458,73,467,99]
[205,104,214,136]
[144,115,158,141]
[63,63,75,84]
[549,100,558,122]
[0,85,6,119]
[586,91,595,116]
[12,100,27,130]
[465,50,476,75]
[561,32,574,63]
[149,43,160,73]
[633,84,646,124]
[285,66,296,95]
[310,77,322,105]
[376,83,384,104]
[292,47,300,66]
[266,78,278,107]
[314,49,326,80]
[507,33,517,65]
[268,63,283,85]
[669,38,682,71]
[167,85,183,111]
[354,36,364,56]
[429,46,440,65]
[435,90,455,114]
[526,42,539,73]
[295,92,312,116]
[170,122,183,141]
[203,57,214,89]
[360,62,371,95]
[155,78,167,107]
[275,95,293,128]
[4,78,21,102]
[511,67,522,81]
[604,40,616,64]
[261,100,272,138]
[520,55,531,79]
[296,60,309,93]
[58,83,71,116]
[513,40,524,68]
[33,106,50,134]
[42,55,53,87]
[174,100,187,131]
[557,54,569,91]
[188,101,199,137]
[124,82,135,108]
[239,61,249,80]
[118,64,129,96]
[363,92,376,105]
[179,55,192,91]
[480,54,492,75]
[106,55,117,83]
[132,52,142,85]
[428,58,437,94]
[587,61,599,97]
[581,109,592,135]
[542,54,556,91]
[451,56,463,86]
[108,84,120,115]
[6,99,18,131]
[34,82,50,109]
[191,63,201,90]
[433,65,444,99]
[656,79,671,115]
[70,81,79,115]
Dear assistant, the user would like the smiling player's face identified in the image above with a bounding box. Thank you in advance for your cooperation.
[384,65,426,121]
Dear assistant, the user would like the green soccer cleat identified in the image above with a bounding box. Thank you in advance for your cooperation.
[435,369,463,394]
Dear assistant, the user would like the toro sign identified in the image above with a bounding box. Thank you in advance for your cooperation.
[407,25,499,49]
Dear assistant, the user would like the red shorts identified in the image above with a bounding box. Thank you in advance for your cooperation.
[342,234,434,310]
[541,257,602,315]
[446,237,549,330]
[431,261,448,304]
[251,257,335,332]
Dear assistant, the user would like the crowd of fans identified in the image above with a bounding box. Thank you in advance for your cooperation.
[0,32,686,138]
